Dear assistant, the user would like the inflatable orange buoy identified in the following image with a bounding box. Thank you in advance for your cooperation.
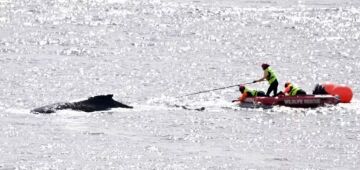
[330,84,353,103]
[322,82,336,94]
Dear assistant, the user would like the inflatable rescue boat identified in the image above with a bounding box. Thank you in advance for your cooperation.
[237,95,340,108]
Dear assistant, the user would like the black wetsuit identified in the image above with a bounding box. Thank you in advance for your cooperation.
[312,84,328,95]
[246,91,266,97]
[266,79,278,97]
[295,89,307,95]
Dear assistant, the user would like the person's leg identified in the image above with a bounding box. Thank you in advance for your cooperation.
[296,89,307,95]
[272,80,278,97]
[266,80,278,97]
[276,91,285,96]
[313,84,328,94]
[266,86,272,96]
[257,91,266,96]
[312,84,320,94]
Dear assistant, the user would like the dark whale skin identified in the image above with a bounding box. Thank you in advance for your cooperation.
[31,94,133,114]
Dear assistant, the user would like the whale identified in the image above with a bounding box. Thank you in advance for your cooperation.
[31,94,133,114]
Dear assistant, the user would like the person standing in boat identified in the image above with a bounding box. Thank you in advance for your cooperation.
[232,85,266,102]
[253,63,279,97]
[283,82,307,96]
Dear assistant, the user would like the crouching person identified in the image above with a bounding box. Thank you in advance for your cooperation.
[284,82,307,96]
[232,85,266,102]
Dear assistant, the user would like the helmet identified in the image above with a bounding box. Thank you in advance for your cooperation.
[239,85,245,93]
[284,82,291,88]
[261,63,269,70]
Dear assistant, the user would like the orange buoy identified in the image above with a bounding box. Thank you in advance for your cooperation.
[330,85,353,103]
[322,82,336,94]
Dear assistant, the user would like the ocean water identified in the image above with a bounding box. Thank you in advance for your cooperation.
[0,0,360,169]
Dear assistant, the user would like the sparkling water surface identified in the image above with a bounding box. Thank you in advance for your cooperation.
[0,0,360,169]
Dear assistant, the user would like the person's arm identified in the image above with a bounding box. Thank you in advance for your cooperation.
[284,86,291,95]
[232,95,241,102]
[239,93,248,102]
[253,71,268,83]
[232,93,248,103]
